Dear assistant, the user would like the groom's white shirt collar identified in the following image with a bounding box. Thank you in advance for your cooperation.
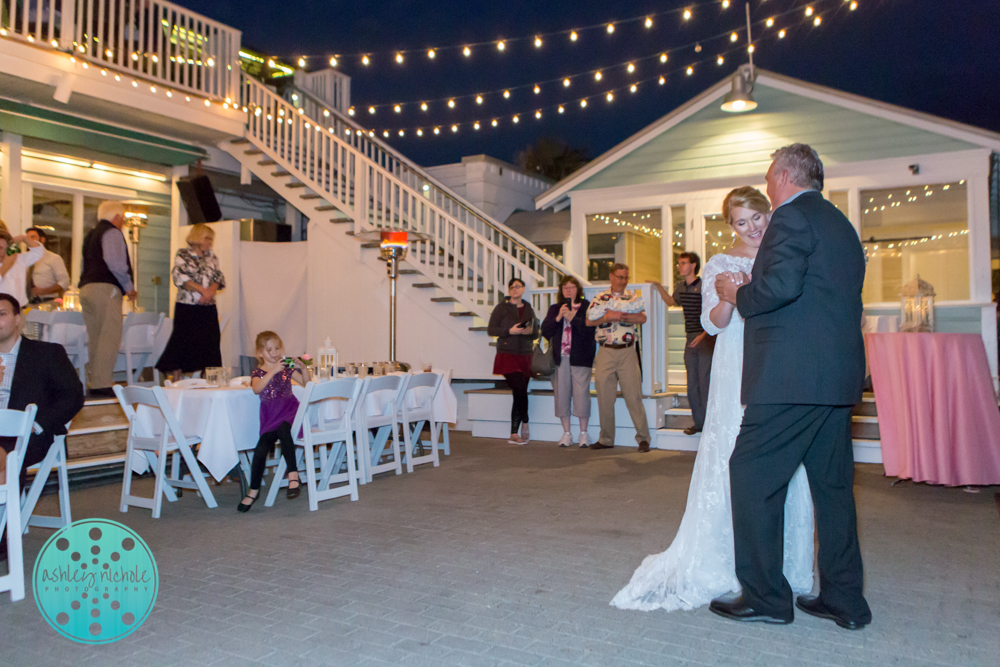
[777,189,817,209]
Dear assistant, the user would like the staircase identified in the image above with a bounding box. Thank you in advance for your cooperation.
[223,74,585,329]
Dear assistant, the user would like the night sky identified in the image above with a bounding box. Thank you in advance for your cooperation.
[193,0,999,169]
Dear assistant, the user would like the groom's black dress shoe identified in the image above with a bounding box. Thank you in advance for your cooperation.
[795,595,869,630]
[709,595,792,625]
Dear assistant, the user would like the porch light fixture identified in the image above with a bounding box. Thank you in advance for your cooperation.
[720,5,758,113]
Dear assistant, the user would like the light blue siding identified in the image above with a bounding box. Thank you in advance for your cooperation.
[575,85,978,191]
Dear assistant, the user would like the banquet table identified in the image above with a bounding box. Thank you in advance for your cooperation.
[42,314,172,372]
[865,332,1000,486]
[131,371,458,483]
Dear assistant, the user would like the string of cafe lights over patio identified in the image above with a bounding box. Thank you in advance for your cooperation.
[345,0,860,120]
[358,10,858,139]
[290,0,859,69]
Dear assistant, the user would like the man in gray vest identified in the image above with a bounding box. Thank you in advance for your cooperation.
[79,201,136,398]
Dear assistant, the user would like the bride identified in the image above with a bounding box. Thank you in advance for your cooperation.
[612,186,815,612]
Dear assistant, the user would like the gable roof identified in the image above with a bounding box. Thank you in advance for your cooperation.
[536,69,1000,209]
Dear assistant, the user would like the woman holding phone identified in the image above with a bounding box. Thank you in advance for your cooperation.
[541,275,596,448]
[487,277,538,445]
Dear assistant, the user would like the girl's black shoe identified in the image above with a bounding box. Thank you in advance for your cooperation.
[237,492,258,513]
[286,477,301,500]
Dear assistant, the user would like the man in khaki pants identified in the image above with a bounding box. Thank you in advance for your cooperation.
[79,201,136,398]
[586,263,651,452]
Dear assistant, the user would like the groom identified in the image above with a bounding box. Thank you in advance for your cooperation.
[709,144,872,629]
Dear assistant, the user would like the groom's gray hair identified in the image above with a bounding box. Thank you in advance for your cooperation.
[771,144,824,191]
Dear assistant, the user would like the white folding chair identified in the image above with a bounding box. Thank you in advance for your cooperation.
[164,378,209,388]
[398,372,444,473]
[121,312,165,387]
[23,309,51,342]
[265,379,362,511]
[356,374,409,484]
[20,429,72,533]
[229,376,251,387]
[436,369,453,456]
[47,311,88,385]
[0,404,38,601]
[113,385,217,518]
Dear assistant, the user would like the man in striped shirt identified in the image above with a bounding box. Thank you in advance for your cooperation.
[652,253,714,435]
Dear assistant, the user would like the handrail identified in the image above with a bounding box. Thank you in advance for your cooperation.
[240,75,548,318]
[0,0,241,102]
[284,83,586,290]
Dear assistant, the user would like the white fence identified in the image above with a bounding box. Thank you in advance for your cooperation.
[1,0,241,101]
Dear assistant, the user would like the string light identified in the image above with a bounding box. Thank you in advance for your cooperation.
[570,31,578,42]
[497,40,506,51]
[535,110,542,118]
[421,102,428,111]
[813,16,822,26]
[606,92,614,102]
[329,56,338,66]
[722,0,730,7]
[580,99,587,108]
[850,1,858,9]
[558,105,565,113]
[730,32,738,42]
[417,128,423,136]
[474,121,481,129]
[512,115,519,123]
[594,71,602,81]
[362,55,370,65]
[492,119,498,126]
[805,6,814,16]
[428,49,436,59]
[563,78,571,87]
[630,84,637,93]
[660,53,668,63]
[298,57,306,67]
[395,52,404,63]
[451,124,458,132]
[717,56,724,65]
[503,89,511,98]
[535,36,543,48]
[476,95,483,104]
[627,62,635,73]
[683,9,692,20]
[659,75,666,84]
[534,84,541,94]
[686,66,693,75]
[778,29,786,38]
[394,104,402,113]
[434,126,440,134]
[766,17,774,27]
[606,23,615,34]
[645,17,653,28]
[463,46,471,56]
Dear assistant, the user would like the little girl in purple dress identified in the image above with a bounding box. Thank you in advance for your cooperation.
[238,331,309,512]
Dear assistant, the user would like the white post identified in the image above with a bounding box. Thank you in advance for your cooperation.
[660,204,672,288]
[285,202,299,240]
[58,0,76,51]
[20,182,33,234]
[0,133,24,234]
[169,166,188,318]
[70,192,84,287]
[569,202,587,277]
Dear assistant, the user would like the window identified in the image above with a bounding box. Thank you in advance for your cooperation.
[587,208,662,282]
[537,243,564,263]
[828,190,849,218]
[861,181,969,302]
[704,213,736,263]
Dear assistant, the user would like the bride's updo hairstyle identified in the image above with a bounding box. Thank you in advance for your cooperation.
[721,186,770,226]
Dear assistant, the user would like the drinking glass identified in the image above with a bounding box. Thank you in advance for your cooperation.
[319,366,330,381]
[422,362,433,373]
[205,367,221,386]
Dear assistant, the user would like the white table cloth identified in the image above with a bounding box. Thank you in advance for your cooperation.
[44,316,172,371]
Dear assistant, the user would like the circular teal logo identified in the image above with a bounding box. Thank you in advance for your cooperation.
[33,519,158,644]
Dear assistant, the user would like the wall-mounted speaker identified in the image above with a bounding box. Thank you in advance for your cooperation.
[176,175,222,224]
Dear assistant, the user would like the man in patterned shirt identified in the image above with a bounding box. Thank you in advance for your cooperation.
[586,263,651,452]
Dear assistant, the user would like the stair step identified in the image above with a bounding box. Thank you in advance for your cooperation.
[258,159,277,166]
[286,182,306,189]
[230,138,250,145]
[361,242,381,248]
[316,205,338,211]
[449,311,476,317]
[413,283,437,288]
[244,149,263,155]
[330,219,352,224]
[271,170,291,177]
[400,269,419,275]
[300,193,322,200]
[430,297,457,303]
[469,326,489,332]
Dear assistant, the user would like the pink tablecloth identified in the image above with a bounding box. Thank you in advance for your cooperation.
[865,333,1000,486]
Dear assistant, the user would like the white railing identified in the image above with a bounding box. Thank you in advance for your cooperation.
[0,0,240,101]
[284,84,583,291]
[240,74,544,318]
[530,283,669,396]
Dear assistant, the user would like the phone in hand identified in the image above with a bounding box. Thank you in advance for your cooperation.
[517,320,531,329]
[282,356,297,368]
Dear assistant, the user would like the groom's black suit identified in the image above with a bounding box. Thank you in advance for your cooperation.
[732,190,871,623]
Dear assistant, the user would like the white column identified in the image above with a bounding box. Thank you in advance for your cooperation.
[0,133,23,234]
[20,182,33,234]
[660,205,672,289]
[169,166,188,318]
[70,192,84,287]
[569,200,587,277]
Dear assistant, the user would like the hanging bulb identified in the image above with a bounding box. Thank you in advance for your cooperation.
[347,107,355,116]
[503,89,511,98]
[627,62,635,73]
[474,121,480,130]
[694,43,702,52]
[369,106,376,114]
[686,66,693,75]
[850,1,858,10]
[580,99,587,108]
[383,131,389,137]
[563,78,571,87]
[394,104,401,113]
[570,31,578,42]
[594,71,602,81]
[630,84,637,93]
[362,55,370,65]
[606,92,614,102]
[497,40,505,51]
[730,32,738,42]
[645,17,653,28]
[659,75,666,85]
[722,0,730,7]
[329,56,337,67]
[535,110,542,119]
[395,52,404,63]
[434,127,440,134]
[778,29,786,38]
[512,115,519,123]
[766,17,774,27]
[448,99,455,108]
[298,57,306,67]
[427,49,435,59]
[417,129,423,136]
[805,6,814,16]
[813,16,822,26]
[451,124,458,132]
[660,53,668,63]
[534,36,542,48]
[463,46,471,56]
[491,118,498,127]
[748,44,755,54]
[421,102,428,111]
[558,105,565,113]
[717,56,724,65]
[398,130,405,137]
[683,9,692,20]
[476,95,483,104]
[606,23,615,34]
[534,84,540,94]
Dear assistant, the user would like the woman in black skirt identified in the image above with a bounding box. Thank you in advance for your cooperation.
[156,224,225,381]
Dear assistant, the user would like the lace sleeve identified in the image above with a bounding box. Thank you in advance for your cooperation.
[700,255,726,336]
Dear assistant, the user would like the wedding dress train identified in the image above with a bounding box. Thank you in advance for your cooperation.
[611,253,815,612]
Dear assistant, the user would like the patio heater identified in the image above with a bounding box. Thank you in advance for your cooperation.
[124,211,147,312]
[357,229,431,370]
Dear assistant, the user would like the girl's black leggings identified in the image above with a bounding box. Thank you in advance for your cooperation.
[504,372,530,434]
[249,421,297,490]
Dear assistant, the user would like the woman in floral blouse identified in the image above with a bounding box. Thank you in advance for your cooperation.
[156,224,226,381]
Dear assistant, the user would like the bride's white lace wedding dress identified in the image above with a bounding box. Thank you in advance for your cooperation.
[611,253,815,612]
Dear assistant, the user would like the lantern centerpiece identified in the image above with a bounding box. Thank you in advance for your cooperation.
[900,274,936,333]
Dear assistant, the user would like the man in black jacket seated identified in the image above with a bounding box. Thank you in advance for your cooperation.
[0,293,84,561]
[709,144,872,630]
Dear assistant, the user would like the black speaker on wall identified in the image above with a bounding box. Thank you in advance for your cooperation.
[176,175,222,224]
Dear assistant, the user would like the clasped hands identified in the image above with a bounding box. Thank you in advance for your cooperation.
[715,271,751,305]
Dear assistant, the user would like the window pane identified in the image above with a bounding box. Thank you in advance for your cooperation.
[704,213,736,263]
[861,181,969,302]
[587,209,662,282]
[829,190,849,218]
[671,205,685,288]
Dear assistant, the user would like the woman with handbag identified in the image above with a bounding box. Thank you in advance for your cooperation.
[487,278,537,445]
[541,275,596,448]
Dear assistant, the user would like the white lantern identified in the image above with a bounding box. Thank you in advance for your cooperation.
[900,274,935,333]
[318,337,338,377]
